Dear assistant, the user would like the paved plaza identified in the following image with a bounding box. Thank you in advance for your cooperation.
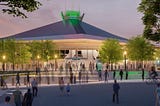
[0,80,156,106]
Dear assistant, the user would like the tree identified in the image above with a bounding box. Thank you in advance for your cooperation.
[99,39,123,71]
[0,0,41,18]
[4,39,19,70]
[138,0,160,42]
[16,42,31,70]
[41,40,56,62]
[29,41,43,62]
[154,48,160,60]
[126,36,154,69]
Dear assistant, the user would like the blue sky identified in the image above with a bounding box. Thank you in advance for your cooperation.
[0,0,144,38]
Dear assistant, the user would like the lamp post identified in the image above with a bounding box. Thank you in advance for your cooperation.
[54,54,57,71]
[124,51,127,71]
[2,55,6,71]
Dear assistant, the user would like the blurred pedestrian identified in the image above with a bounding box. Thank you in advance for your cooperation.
[113,70,116,79]
[59,77,65,95]
[78,71,82,83]
[112,80,120,104]
[126,71,128,80]
[66,83,71,96]
[104,69,109,82]
[22,88,33,106]
[16,73,20,86]
[13,87,23,106]
[31,78,38,97]
[26,72,30,87]
[119,69,123,80]
[142,68,145,81]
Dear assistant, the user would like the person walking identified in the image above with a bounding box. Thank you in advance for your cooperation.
[113,70,116,80]
[26,72,30,87]
[59,77,65,95]
[104,69,109,82]
[78,71,82,83]
[112,80,120,104]
[142,68,145,81]
[119,69,123,80]
[31,78,38,97]
[13,87,23,106]
[16,73,20,86]
[66,83,71,96]
[70,71,73,84]
[22,88,33,106]
[96,61,102,81]
[125,71,128,80]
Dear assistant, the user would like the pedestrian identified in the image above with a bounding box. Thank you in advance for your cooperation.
[59,77,65,95]
[104,69,109,82]
[156,83,160,106]
[113,70,116,79]
[142,68,144,81]
[16,72,20,86]
[126,71,128,80]
[26,72,30,87]
[22,88,33,106]
[70,72,73,84]
[112,80,120,104]
[1,76,7,89]
[13,87,23,106]
[86,71,89,83]
[0,96,12,106]
[78,71,82,83]
[96,61,102,81]
[73,75,76,84]
[66,83,71,96]
[119,69,123,80]
[31,78,38,97]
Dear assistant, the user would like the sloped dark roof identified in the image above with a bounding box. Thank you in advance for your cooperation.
[4,21,127,42]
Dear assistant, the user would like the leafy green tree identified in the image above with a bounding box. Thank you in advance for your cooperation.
[138,0,160,42]
[29,41,43,62]
[99,39,123,71]
[0,0,41,18]
[154,48,160,60]
[4,39,18,70]
[16,43,31,70]
[126,36,154,69]
[0,40,7,71]
[0,40,6,61]
[41,40,56,62]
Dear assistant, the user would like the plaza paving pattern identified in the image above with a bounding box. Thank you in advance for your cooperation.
[0,81,156,106]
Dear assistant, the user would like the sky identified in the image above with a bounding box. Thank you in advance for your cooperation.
[0,0,144,39]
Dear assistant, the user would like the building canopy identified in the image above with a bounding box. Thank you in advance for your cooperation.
[3,10,127,43]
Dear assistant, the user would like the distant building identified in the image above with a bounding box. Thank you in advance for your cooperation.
[3,10,127,60]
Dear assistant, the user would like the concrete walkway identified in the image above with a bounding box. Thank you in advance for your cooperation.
[0,80,156,106]
[32,81,155,106]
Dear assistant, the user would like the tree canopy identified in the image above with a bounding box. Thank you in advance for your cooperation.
[126,36,154,62]
[0,0,41,18]
[99,39,123,64]
[138,0,160,42]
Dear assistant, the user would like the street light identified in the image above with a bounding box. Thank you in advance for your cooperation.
[2,55,6,71]
[123,51,127,71]
[54,54,57,71]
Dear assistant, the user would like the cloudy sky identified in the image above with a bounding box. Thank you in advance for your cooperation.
[0,0,144,38]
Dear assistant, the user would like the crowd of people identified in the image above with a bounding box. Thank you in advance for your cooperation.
[0,65,159,105]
